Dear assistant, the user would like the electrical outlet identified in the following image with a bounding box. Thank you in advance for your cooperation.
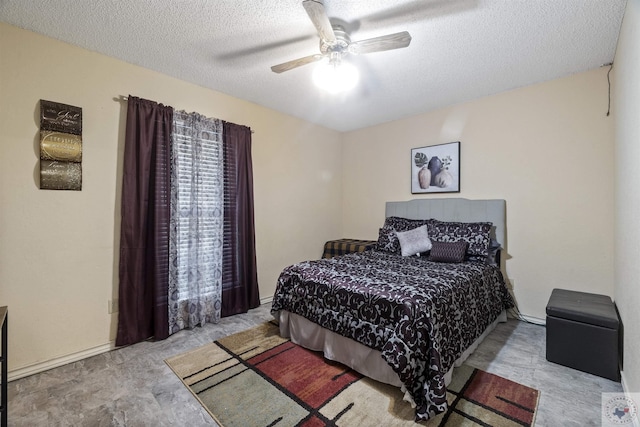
[108,299,119,314]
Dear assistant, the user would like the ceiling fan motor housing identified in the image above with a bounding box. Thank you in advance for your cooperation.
[320,25,350,58]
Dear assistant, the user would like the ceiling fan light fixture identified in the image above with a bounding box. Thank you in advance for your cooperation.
[312,58,359,94]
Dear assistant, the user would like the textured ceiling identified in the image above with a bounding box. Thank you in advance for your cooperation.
[0,0,627,132]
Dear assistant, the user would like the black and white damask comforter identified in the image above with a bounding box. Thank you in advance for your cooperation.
[271,250,514,421]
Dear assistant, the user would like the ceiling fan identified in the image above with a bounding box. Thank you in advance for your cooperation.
[270,0,412,74]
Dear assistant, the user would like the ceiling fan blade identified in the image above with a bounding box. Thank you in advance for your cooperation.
[349,31,412,55]
[271,54,324,73]
[302,0,336,43]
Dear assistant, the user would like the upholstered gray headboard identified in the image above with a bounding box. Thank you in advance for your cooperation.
[385,198,506,248]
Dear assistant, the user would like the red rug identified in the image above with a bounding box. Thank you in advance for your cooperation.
[166,322,539,426]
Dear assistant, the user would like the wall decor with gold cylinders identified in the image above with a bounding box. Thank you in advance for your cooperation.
[39,100,82,190]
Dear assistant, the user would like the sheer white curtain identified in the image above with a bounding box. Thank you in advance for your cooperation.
[168,111,224,333]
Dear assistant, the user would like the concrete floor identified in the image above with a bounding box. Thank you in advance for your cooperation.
[7,304,623,426]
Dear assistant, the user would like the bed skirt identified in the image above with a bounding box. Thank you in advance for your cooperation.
[274,309,507,404]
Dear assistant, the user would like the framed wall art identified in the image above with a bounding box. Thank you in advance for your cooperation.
[411,141,460,194]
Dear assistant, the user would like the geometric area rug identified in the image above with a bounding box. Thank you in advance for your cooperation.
[165,322,539,427]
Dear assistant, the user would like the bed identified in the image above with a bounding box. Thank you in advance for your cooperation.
[271,198,514,421]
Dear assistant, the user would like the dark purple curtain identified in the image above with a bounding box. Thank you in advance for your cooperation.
[116,96,173,346]
[221,121,260,316]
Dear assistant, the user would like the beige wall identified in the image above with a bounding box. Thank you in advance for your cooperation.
[0,18,627,386]
[614,0,640,393]
[342,67,615,320]
[0,23,342,375]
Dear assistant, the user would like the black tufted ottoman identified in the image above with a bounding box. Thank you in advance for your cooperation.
[546,288,620,381]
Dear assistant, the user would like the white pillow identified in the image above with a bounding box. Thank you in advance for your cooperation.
[395,225,432,257]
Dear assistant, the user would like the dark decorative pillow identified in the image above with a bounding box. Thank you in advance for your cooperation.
[383,216,434,233]
[427,220,492,257]
[467,238,502,265]
[376,225,401,253]
[429,241,468,263]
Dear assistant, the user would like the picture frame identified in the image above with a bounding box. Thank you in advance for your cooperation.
[411,141,460,194]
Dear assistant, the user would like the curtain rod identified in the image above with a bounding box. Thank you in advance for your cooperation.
[117,96,254,133]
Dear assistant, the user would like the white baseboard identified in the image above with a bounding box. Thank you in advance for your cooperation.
[519,313,546,325]
[621,369,630,393]
[260,295,273,305]
[8,342,115,382]
[11,301,274,382]
[507,311,546,325]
